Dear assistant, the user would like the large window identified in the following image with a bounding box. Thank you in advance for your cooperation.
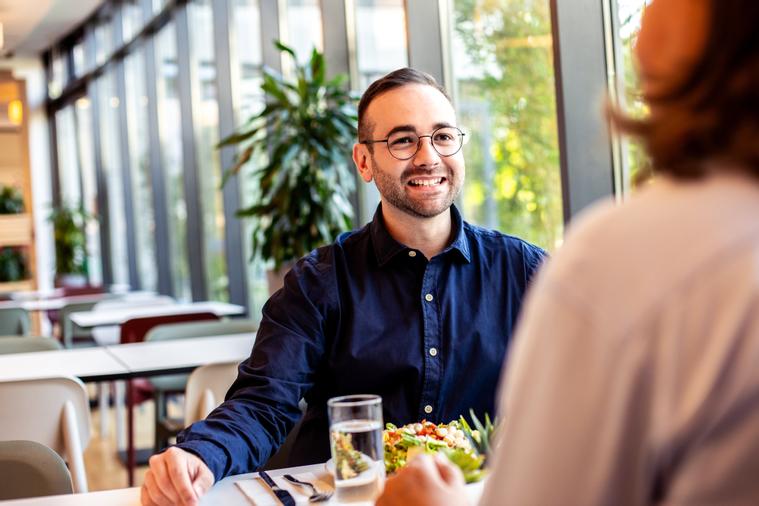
[74,96,102,284]
[285,0,323,63]
[155,22,191,301]
[354,0,408,91]
[231,0,267,319]
[450,0,563,250]
[188,0,229,302]
[124,48,158,291]
[96,69,130,286]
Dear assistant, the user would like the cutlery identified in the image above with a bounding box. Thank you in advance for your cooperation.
[283,474,333,502]
[259,470,296,506]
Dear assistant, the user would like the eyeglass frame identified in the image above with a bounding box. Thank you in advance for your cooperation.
[359,126,467,161]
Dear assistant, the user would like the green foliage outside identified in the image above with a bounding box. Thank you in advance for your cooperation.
[220,42,357,270]
[0,247,27,282]
[49,205,90,276]
[0,185,24,214]
[453,0,563,250]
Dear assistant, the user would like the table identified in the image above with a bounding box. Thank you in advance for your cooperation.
[69,301,245,328]
[0,347,129,383]
[0,463,486,505]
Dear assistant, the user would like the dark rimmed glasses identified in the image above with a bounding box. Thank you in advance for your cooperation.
[360,126,467,160]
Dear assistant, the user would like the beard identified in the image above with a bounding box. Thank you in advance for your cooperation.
[371,155,462,218]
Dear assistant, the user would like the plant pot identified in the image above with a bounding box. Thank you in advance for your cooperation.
[266,261,295,295]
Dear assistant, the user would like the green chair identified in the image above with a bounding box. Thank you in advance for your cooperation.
[0,440,73,499]
[0,307,30,336]
[147,318,258,452]
[59,301,99,348]
[0,336,63,354]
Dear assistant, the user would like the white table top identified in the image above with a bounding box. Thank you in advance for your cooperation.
[69,301,245,328]
[105,334,254,376]
[0,463,485,505]
[0,291,157,311]
[0,347,129,383]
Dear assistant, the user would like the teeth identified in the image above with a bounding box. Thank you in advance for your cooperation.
[409,178,444,187]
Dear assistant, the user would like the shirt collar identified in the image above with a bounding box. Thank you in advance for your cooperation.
[370,203,472,267]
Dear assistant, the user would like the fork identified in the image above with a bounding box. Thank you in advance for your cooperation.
[283,474,333,502]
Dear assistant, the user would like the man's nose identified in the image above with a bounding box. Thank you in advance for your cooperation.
[412,135,440,166]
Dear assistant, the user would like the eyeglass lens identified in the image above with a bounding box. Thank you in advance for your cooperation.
[387,127,463,160]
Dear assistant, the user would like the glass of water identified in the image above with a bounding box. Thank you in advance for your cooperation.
[327,394,385,502]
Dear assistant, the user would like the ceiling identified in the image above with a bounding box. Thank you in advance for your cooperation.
[0,0,104,57]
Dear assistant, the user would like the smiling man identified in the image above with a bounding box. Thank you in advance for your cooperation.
[140,68,546,506]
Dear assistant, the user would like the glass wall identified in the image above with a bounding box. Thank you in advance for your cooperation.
[74,96,102,284]
[354,0,408,90]
[124,48,158,291]
[155,22,191,301]
[450,0,564,250]
[96,68,130,286]
[188,0,229,302]
[285,0,323,63]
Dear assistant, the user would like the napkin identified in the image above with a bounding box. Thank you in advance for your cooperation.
[235,472,334,505]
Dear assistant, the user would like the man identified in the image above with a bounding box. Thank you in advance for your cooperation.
[141,68,546,506]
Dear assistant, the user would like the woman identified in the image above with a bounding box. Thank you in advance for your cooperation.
[377,0,759,504]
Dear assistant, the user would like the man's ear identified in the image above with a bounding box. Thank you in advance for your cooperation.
[353,143,373,183]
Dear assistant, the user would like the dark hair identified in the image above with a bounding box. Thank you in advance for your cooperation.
[358,68,451,146]
[612,0,759,179]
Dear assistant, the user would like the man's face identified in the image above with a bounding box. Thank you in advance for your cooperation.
[353,84,465,219]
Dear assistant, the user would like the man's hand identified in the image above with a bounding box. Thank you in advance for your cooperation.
[140,447,214,506]
[376,453,470,506]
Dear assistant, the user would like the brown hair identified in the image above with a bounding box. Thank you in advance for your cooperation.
[358,68,451,147]
[612,0,759,179]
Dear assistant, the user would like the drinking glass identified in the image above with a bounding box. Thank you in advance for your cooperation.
[327,394,385,502]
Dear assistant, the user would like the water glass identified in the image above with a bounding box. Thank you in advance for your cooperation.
[327,394,385,502]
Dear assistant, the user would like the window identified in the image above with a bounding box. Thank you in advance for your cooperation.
[188,0,229,301]
[285,0,323,64]
[354,0,408,91]
[72,39,87,78]
[155,22,191,301]
[74,96,102,284]
[94,17,114,66]
[231,0,267,318]
[96,68,130,286]
[450,0,564,250]
[121,0,145,44]
[48,50,67,99]
[124,48,158,291]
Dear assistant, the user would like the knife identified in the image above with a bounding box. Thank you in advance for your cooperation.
[259,470,296,506]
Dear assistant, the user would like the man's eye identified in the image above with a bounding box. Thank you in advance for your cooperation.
[434,133,454,142]
[390,136,416,146]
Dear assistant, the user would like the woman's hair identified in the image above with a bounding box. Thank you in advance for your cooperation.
[612,0,759,179]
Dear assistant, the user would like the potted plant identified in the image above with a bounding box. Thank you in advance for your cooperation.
[0,185,24,214]
[49,205,90,287]
[219,42,358,293]
[0,185,31,289]
[0,247,27,282]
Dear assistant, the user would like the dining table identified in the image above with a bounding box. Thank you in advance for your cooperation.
[68,301,245,328]
[0,462,486,505]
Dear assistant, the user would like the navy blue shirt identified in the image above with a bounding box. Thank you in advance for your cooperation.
[176,204,546,481]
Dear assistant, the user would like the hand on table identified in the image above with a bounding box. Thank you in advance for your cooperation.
[376,453,470,506]
[141,447,214,506]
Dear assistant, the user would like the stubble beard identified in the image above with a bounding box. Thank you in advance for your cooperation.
[371,155,462,218]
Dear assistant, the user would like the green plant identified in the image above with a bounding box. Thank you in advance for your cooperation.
[0,247,27,282]
[49,205,89,277]
[219,41,357,270]
[0,185,24,214]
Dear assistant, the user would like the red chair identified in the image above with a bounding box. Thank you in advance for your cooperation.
[121,312,219,485]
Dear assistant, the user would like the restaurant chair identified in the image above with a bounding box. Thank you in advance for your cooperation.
[59,301,100,348]
[0,307,30,336]
[147,319,257,452]
[182,360,304,471]
[120,311,220,485]
[0,336,63,354]
[45,284,106,331]
[0,376,91,493]
[0,440,73,499]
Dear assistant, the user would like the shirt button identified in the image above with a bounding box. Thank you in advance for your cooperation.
[408,250,417,257]
[429,347,438,357]
[424,405,433,414]
[425,293,434,302]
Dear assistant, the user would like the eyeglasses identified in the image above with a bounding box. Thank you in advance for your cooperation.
[360,126,467,161]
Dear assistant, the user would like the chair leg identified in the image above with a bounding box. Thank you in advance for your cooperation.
[98,382,109,437]
[114,381,126,450]
[62,400,88,493]
[127,380,135,487]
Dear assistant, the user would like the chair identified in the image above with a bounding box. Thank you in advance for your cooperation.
[147,319,257,452]
[121,311,220,486]
[0,307,30,336]
[59,301,99,348]
[45,285,106,331]
[0,336,63,354]
[0,376,91,493]
[0,440,73,499]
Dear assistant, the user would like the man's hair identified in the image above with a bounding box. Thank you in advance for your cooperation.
[612,0,759,180]
[358,68,452,147]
